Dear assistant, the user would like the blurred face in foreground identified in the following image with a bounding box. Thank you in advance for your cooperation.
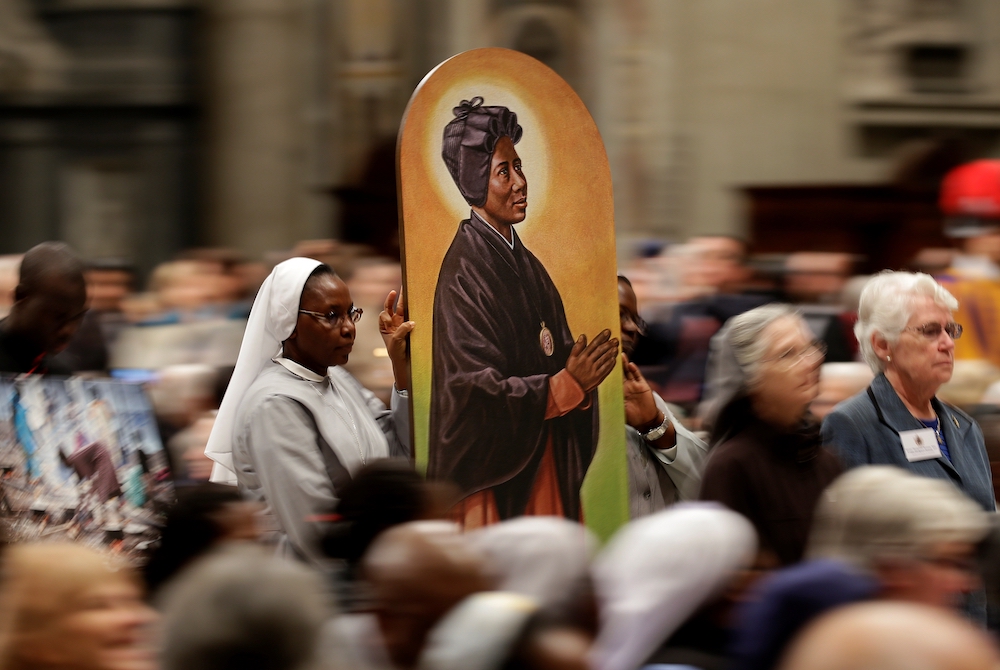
[2,544,158,670]
[364,527,489,669]
[778,602,1000,670]
[881,541,980,610]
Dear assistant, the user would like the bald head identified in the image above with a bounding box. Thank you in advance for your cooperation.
[18,242,85,294]
[7,242,87,357]
[363,522,491,669]
[364,521,490,597]
[779,602,1000,670]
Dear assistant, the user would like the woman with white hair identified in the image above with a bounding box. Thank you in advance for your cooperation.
[820,271,995,513]
[729,466,989,670]
[699,304,842,567]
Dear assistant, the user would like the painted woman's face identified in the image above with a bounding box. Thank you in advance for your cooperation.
[480,136,528,228]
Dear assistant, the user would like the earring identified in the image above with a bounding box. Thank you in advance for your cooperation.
[886,355,891,362]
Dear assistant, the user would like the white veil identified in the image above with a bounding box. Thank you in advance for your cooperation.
[590,504,757,670]
[204,257,322,484]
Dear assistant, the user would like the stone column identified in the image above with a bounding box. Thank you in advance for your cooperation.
[332,0,409,183]
[590,0,681,250]
[202,0,313,256]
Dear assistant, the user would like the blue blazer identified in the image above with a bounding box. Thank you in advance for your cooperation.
[821,373,996,512]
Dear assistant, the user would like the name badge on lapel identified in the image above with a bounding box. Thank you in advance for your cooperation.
[899,428,942,462]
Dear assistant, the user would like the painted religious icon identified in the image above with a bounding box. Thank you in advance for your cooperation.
[398,48,627,538]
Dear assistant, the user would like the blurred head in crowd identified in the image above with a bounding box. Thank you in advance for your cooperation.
[159,545,329,670]
[0,255,21,317]
[347,258,402,306]
[937,360,1000,410]
[910,248,957,276]
[149,260,227,311]
[143,483,260,596]
[618,276,644,358]
[470,516,597,628]
[778,602,1000,670]
[149,364,219,429]
[811,363,873,420]
[176,414,218,482]
[838,274,870,314]
[707,304,824,439]
[854,271,958,388]
[808,466,988,609]
[681,236,750,295]
[85,261,134,313]
[961,231,1000,265]
[784,253,853,304]
[322,459,440,568]
[363,521,491,669]
[0,542,157,670]
[591,505,757,670]
[5,242,87,358]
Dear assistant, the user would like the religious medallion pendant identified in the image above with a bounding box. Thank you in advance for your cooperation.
[539,322,554,356]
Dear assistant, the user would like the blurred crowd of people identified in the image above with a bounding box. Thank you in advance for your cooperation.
[0,472,996,670]
[6,157,1000,669]
[0,232,999,670]
[0,240,404,485]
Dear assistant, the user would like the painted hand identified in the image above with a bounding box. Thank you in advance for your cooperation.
[566,329,618,393]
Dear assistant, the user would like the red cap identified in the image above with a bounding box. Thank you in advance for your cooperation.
[940,160,1000,219]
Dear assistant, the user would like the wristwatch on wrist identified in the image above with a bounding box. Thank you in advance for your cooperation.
[639,412,670,442]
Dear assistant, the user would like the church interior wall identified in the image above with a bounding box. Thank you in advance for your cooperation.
[2,0,1000,268]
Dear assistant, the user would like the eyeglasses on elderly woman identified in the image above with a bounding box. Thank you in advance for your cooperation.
[902,322,963,341]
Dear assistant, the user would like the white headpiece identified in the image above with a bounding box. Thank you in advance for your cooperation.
[469,516,597,622]
[205,257,322,484]
[590,504,757,670]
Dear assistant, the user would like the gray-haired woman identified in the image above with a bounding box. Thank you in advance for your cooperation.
[699,304,842,567]
[820,271,995,513]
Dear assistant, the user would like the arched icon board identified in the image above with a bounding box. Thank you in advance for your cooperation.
[397,48,627,540]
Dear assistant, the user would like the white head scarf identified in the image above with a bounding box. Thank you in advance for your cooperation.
[469,516,597,622]
[590,504,757,670]
[205,257,322,484]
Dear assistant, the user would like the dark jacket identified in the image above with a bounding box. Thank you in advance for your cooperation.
[0,318,71,376]
[821,373,996,512]
[700,397,843,566]
[730,559,879,670]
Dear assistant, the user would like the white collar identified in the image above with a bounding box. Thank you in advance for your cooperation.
[274,354,327,382]
[472,211,516,250]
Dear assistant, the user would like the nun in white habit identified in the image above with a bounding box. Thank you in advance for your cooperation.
[591,504,757,670]
[204,257,414,567]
